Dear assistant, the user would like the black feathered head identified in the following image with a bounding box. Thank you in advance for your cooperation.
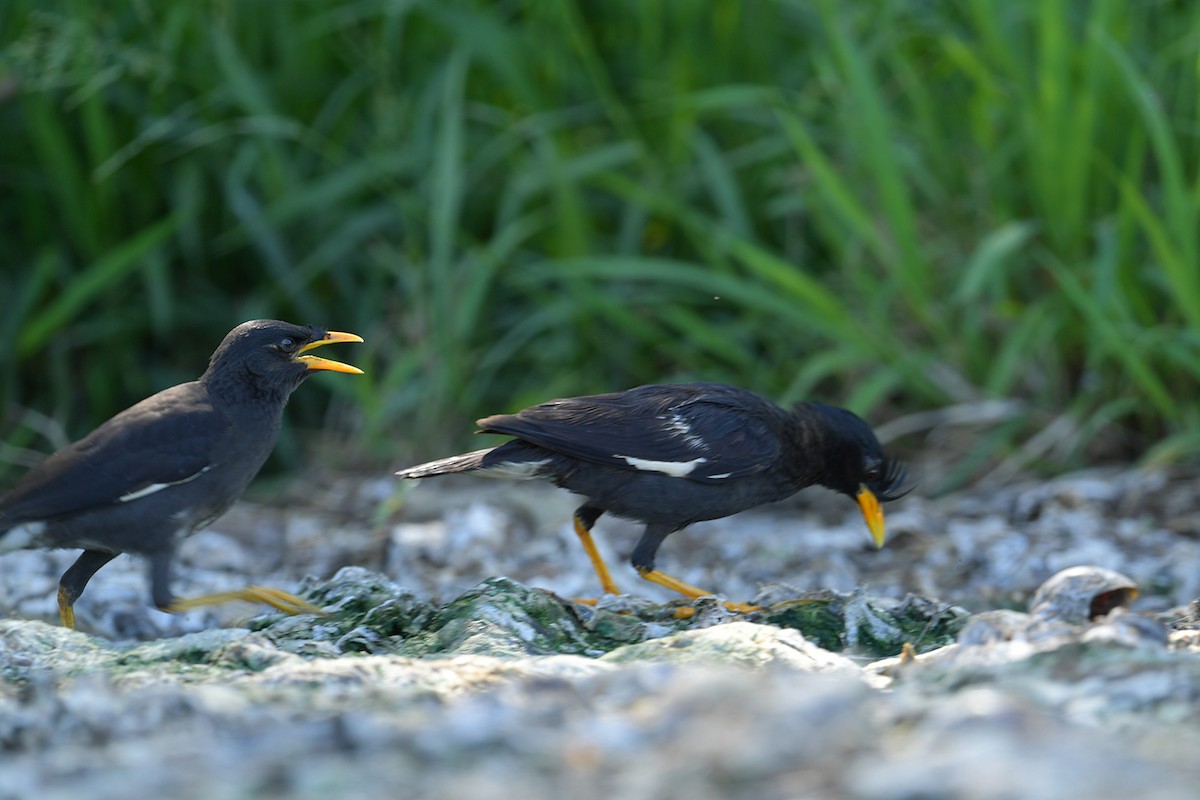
[202,320,363,401]
[800,402,911,547]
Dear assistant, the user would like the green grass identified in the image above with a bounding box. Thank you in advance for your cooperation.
[1,0,1199,490]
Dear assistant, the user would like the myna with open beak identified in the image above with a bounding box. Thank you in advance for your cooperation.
[0,320,363,628]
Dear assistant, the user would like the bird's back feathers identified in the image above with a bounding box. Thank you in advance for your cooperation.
[0,384,227,526]
[475,382,788,483]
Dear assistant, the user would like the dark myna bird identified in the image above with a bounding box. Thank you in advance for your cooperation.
[0,320,363,628]
[395,382,909,611]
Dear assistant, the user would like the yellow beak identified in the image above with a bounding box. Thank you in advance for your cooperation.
[297,331,364,374]
[856,484,886,548]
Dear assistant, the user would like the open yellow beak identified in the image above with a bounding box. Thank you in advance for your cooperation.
[856,484,886,548]
[297,330,364,374]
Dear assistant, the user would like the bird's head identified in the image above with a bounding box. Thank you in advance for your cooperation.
[800,402,910,548]
[203,320,364,399]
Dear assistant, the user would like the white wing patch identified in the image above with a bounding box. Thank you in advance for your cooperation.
[118,466,212,503]
[617,455,708,478]
[663,413,708,450]
[119,483,172,503]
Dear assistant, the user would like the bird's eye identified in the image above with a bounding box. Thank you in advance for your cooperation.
[276,337,297,352]
[863,464,882,482]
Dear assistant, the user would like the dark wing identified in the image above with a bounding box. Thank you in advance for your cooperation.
[477,383,786,483]
[0,383,228,524]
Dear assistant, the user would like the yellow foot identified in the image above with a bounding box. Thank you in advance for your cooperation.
[635,568,761,615]
[720,600,762,614]
[571,592,758,618]
[166,585,325,616]
[671,599,761,620]
[57,585,76,629]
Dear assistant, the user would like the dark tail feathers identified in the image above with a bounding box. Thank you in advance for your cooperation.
[395,448,494,479]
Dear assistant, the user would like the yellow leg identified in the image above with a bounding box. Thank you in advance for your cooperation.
[57,585,76,629]
[165,585,325,616]
[636,567,760,614]
[573,514,622,596]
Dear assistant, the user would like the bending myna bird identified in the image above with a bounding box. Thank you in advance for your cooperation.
[0,320,363,628]
[395,382,909,611]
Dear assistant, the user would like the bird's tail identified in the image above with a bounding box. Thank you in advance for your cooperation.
[395,448,494,479]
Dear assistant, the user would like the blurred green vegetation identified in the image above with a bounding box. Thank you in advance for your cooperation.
[1,0,1199,488]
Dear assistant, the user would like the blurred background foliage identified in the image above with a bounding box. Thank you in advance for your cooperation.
[1,0,1199,490]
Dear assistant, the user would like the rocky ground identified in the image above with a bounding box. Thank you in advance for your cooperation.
[1,465,1200,798]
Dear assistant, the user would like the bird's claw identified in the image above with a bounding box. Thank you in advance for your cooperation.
[166,584,326,616]
[672,599,761,619]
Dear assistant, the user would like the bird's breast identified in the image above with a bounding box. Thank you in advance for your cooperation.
[558,465,797,526]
